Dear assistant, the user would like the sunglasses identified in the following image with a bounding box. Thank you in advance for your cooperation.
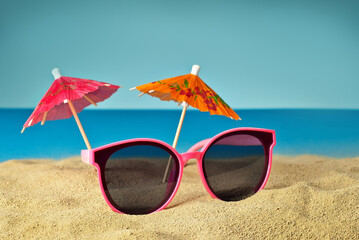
[81,128,276,215]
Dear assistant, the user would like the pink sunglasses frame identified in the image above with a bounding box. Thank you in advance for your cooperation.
[81,127,276,214]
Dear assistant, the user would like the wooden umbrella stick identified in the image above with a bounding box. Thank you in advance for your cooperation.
[67,100,92,150]
[162,102,188,183]
[83,95,97,106]
[172,103,188,148]
[21,118,34,133]
[41,111,48,125]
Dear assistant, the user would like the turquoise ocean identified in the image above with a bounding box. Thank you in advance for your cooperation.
[0,109,358,162]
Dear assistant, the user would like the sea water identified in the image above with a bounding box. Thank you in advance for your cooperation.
[0,109,358,162]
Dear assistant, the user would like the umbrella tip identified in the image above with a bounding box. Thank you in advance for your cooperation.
[51,68,62,79]
[191,65,200,76]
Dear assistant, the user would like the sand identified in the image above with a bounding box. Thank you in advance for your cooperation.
[0,155,358,239]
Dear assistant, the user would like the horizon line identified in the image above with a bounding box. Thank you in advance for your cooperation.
[1,107,359,111]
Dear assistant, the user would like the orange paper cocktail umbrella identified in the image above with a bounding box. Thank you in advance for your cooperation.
[131,65,240,181]
[132,65,240,121]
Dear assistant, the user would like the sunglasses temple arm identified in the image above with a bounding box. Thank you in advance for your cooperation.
[187,139,211,153]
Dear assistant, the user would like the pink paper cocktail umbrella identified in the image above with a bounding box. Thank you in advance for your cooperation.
[21,68,120,149]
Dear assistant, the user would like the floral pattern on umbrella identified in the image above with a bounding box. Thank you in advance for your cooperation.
[135,73,240,120]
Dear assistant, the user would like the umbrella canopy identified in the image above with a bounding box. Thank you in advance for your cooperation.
[23,68,119,129]
[132,65,240,120]
[22,68,120,149]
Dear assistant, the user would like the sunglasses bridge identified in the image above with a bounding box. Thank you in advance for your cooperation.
[180,151,202,166]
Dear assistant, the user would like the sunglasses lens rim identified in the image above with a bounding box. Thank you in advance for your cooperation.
[201,130,273,201]
[95,140,181,215]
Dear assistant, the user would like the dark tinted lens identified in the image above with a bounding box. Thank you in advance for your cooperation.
[203,133,267,201]
[102,143,179,215]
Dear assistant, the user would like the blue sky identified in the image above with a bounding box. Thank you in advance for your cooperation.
[1,0,358,109]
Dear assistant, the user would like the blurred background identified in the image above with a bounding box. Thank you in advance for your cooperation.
[1,0,358,160]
